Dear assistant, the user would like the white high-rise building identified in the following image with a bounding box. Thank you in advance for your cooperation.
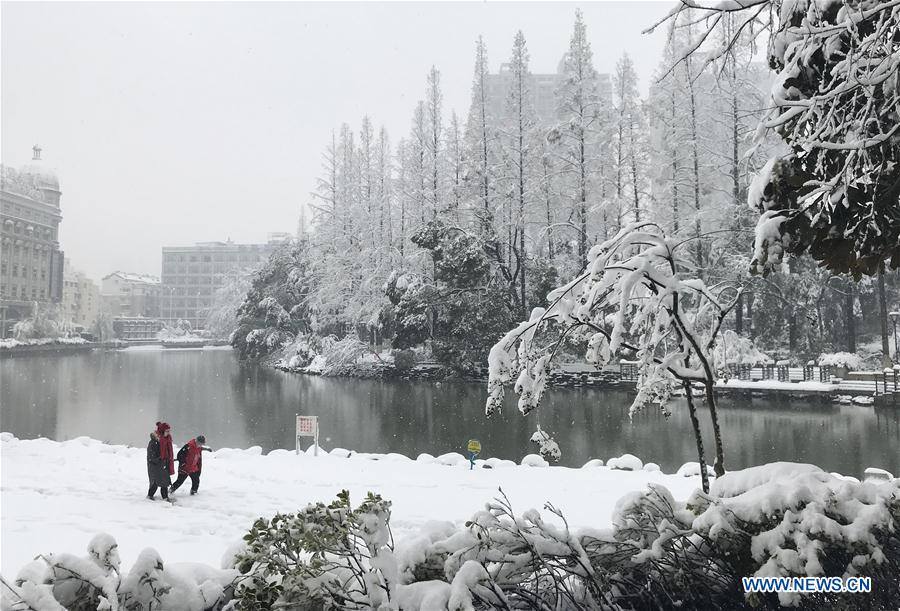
[484,58,612,126]
[160,236,289,330]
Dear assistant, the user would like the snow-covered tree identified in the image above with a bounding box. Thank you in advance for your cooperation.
[613,53,648,230]
[652,0,900,278]
[204,269,255,339]
[487,222,741,491]
[546,9,610,269]
[232,240,312,360]
[425,67,444,218]
[464,36,498,237]
[498,30,540,320]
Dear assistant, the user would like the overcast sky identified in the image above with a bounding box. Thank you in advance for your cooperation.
[2,1,669,281]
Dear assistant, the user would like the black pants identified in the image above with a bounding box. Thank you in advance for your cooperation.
[148,483,169,499]
[171,471,201,493]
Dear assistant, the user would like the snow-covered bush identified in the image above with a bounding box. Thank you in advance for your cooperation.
[311,335,369,375]
[608,453,643,471]
[714,329,770,366]
[157,320,203,343]
[393,470,900,609]
[817,352,864,371]
[0,336,87,350]
[231,490,397,610]
[3,533,235,611]
[278,333,320,370]
[11,303,64,341]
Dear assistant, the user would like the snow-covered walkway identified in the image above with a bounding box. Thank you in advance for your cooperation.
[1,433,700,578]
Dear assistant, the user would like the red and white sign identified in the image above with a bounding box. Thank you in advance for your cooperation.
[296,415,318,437]
[295,415,320,456]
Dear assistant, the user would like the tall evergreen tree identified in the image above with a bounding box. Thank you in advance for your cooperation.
[548,9,608,269]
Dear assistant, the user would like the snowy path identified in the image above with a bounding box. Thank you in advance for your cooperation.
[1,433,700,577]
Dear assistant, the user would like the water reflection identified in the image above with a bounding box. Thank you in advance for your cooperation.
[1,349,897,476]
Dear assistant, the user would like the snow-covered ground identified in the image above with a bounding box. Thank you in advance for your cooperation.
[0,433,700,578]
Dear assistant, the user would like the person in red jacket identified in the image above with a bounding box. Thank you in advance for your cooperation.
[170,435,211,495]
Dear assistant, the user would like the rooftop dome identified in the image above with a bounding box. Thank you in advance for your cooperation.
[19,145,60,193]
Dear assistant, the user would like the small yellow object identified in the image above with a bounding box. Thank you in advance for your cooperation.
[467,439,482,454]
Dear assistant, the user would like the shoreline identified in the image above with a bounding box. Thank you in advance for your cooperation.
[273,356,895,404]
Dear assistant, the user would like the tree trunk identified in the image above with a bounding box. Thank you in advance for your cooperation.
[788,311,797,351]
[735,292,744,335]
[747,292,755,339]
[580,137,587,269]
[683,381,709,493]
[686,58,703,271]
[704,379,725,477]
[878,264,890,366]
[846,284,856,353]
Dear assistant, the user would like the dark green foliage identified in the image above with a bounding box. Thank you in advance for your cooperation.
[390,221,517,372]
[391,349,416,372]
[385,276,432,350]
[751,2,900,277]
[232,241,313,360]
[232,490,395,610]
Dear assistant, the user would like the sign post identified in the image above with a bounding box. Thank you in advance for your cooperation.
[296,414,319,456]
[466,439,481,470]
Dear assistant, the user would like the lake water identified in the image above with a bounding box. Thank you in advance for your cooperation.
[1,347,897,476]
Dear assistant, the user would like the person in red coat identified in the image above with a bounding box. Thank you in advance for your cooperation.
[170,435,211,495]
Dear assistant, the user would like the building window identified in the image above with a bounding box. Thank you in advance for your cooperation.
[12,265,17,277]
[32,288,37,299]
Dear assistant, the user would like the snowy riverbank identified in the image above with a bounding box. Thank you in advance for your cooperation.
[0,433,703,578]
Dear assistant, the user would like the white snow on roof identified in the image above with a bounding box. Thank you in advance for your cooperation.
[104,271,160,285]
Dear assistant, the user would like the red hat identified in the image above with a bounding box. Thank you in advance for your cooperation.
[155,422,171,436]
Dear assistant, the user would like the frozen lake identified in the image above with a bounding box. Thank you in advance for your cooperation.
[1,347,897,475]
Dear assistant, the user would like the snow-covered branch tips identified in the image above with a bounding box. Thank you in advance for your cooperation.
[487,221,739,486]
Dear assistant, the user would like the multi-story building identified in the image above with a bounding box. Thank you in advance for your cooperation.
[160,235,287,330]
[484,58,612,126]
[100,271,161,319]
[62,260,100,330]
[0,146,65,338]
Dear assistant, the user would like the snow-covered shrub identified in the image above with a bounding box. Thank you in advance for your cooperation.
[519,454,549,468]
[157,321,203,343]
[818,352,864,371]
[234,327,293,361]
[4,534,235,611]
[714,329,770,366]
[11,303,64,341]
[308,335,369,375]
[676,461,715,478]
[278,333,320,370]
[232,490,397,610]
[608,453,643,471]
[395,470,900,610]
